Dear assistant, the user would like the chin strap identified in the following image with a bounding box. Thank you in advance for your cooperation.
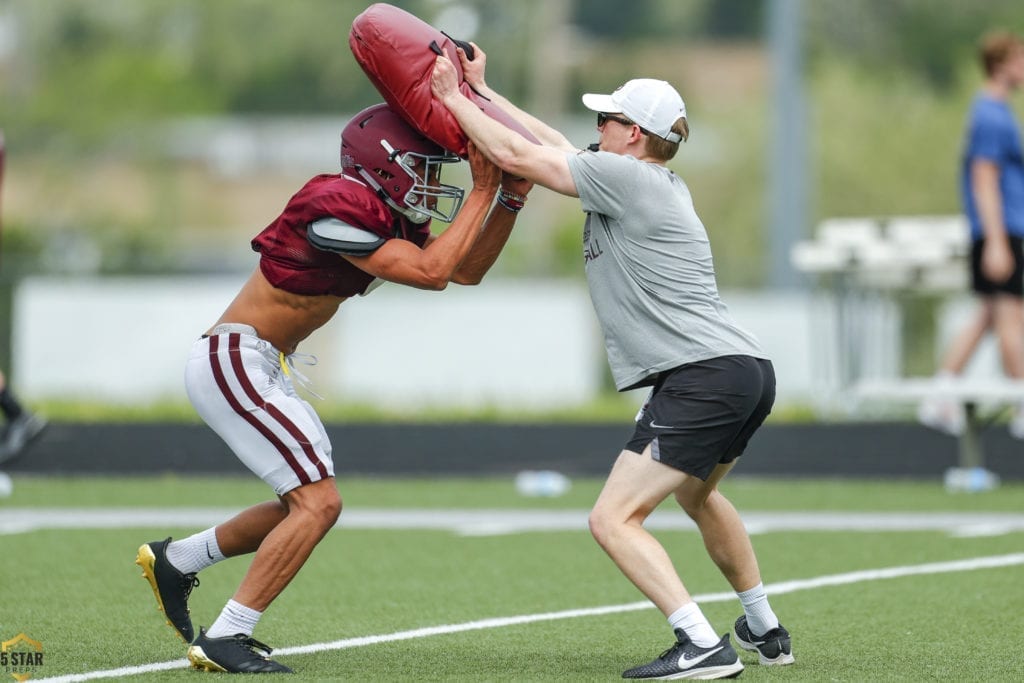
[395,203,431,224]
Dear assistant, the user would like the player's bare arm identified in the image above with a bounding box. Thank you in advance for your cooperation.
[342,142,500,289]
[456,43,576,152]
[450,171,534,285]
[431,55,579,198]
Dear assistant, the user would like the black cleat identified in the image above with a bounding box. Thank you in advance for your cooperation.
[734,616,794,666]
[135,537,199,642]
[188,628,293,674]
[0,412,48,465]
[622,630,743,680]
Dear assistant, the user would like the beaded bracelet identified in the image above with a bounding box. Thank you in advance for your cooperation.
[497,188,527,213]
[498,189,528,204]
[497,196,524,213]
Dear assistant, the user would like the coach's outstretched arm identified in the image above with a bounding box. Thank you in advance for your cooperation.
[432,55,578,198]
[456,43,576,153]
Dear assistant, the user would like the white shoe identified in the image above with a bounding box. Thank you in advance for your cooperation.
[917,398,965,437]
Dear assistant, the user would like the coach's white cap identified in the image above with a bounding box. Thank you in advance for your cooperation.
[582,78,686,143]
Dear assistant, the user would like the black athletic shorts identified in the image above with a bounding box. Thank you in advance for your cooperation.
[625,355,775,481]
[970,236,1024,297]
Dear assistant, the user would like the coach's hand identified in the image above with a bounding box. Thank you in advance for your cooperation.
[431,55,461,105]
[457,42,487,92]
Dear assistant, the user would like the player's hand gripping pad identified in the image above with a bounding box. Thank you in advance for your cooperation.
[349,3,539,157]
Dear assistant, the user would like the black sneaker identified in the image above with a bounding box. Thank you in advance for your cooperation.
[135,538,199,642]
[0,413,48,465]
[188,628,293,673]
[734,616,794,666]
[622,631,743,680]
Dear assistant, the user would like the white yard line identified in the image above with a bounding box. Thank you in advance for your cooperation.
[3,507,1024,536]
[31,552,1024,683]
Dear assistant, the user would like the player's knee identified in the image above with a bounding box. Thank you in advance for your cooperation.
[315,488,342,529]
[287,481,342,530]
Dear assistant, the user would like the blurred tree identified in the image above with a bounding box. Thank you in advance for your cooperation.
[571,0,759,40]
[3,0,1024,286]
[807,0,1024,89]
[699,0,765,39]
[0,0,389,146]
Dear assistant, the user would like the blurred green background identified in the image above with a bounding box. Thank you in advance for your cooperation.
[6,0,1024,281]
[2,0,1024,419]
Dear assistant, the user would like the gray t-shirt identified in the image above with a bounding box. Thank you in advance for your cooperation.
[567,150,765,390]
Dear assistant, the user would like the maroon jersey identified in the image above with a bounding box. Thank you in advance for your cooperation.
[252,174,431,297]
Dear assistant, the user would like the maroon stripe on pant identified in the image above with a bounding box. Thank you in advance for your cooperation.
[208,334,311,485]
[225,334,329,480]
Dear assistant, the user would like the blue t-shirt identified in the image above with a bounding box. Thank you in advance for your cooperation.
[960,94,1024,240]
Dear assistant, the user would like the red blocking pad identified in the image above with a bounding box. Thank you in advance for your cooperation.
[349,3,539,157]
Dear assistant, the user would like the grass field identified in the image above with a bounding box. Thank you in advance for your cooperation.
[1,475,1022,681]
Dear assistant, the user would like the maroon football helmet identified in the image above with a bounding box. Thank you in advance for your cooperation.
[341,104,464,223]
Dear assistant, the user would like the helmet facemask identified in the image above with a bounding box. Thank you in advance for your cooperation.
[340,104,467,224]
[356,140,464,224]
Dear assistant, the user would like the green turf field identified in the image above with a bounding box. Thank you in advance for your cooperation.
[1,475,1022,681]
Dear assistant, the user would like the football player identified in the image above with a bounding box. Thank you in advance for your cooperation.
[136,104,531,673]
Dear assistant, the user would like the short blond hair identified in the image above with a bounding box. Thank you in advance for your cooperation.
[980,30,1023,77]
[644,118,689,162]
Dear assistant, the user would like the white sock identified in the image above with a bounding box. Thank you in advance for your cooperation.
[207,599,262,638]
[737,583,779,635]
[165,528,225,575]
[668,602,720,648]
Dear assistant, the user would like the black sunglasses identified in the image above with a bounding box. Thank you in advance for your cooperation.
[597,112,635,128]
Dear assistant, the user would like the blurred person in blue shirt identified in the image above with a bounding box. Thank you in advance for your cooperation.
[919,30,1024,439]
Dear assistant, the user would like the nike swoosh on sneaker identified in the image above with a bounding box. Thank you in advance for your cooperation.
[678,646,723,669]
[740,631,768,646]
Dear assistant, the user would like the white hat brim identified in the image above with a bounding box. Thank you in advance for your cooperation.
[581,93,619,113]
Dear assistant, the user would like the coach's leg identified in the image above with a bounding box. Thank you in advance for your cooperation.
[675,462,761,591]
[589,447,690,615]
[677,462,791,665]
[592,446,733,666]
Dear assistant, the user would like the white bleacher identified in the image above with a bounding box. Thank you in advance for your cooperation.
[791,214,974,408]
[792,214,970,290]
[794,215,1016,488]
